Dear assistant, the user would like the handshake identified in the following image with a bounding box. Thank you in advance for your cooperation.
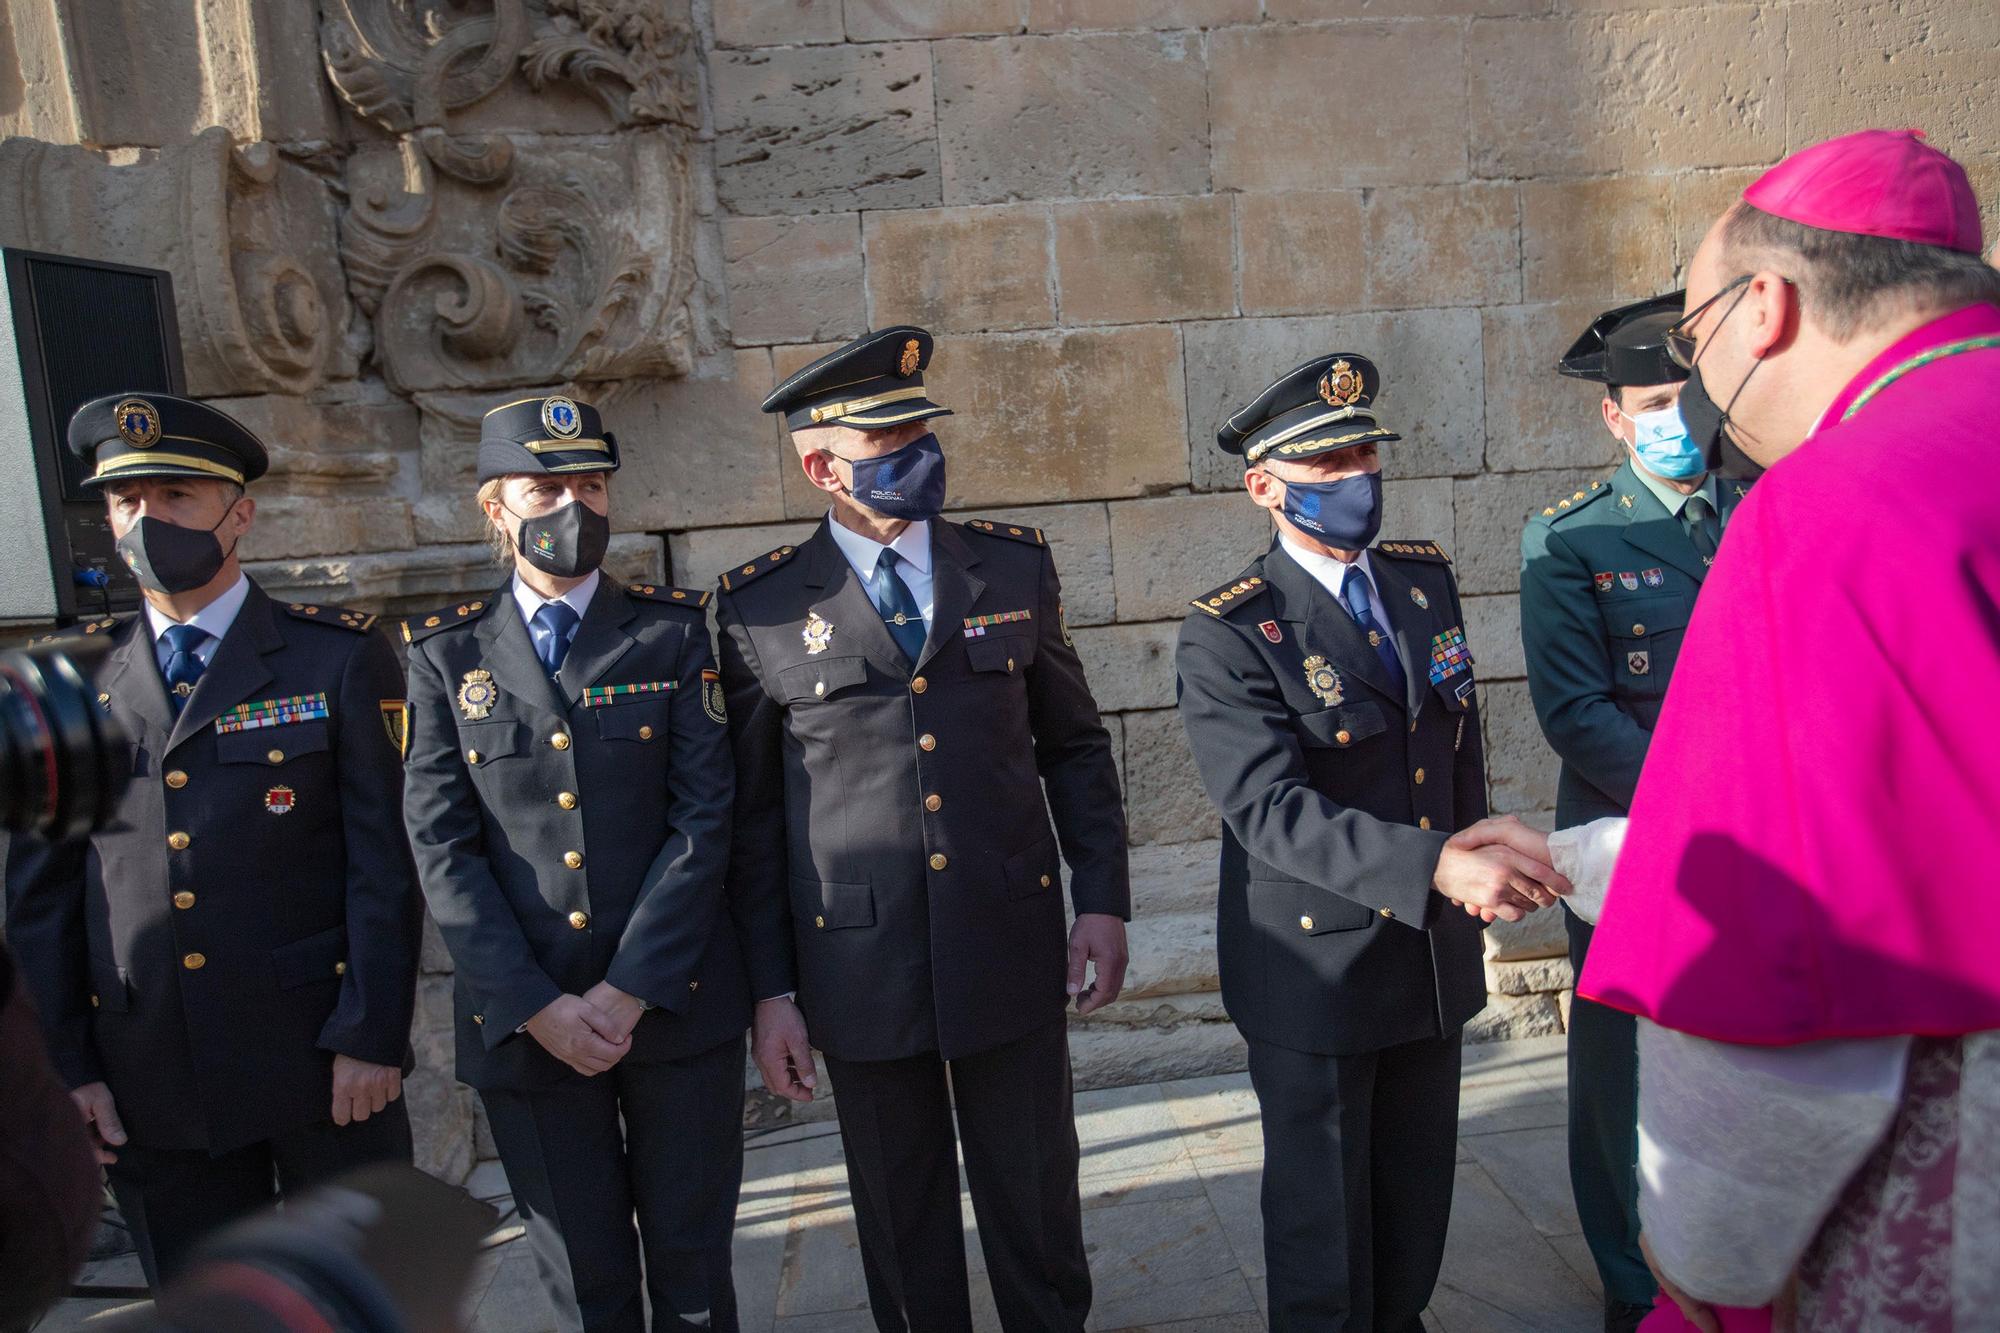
[1432,814,1571,923]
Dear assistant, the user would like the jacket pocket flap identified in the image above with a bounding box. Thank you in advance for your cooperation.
[272,923,348,989]
[778,656,870,704]
[1606,598,1690,638]
[458,720,526,764]
[88,956,130,1013]
[594,696,670,741]
[1003,837,1060,899]
[965,634,1034,674]
[216,720,331,765]
[792,876,874,930]
[1246,879,1375,935]
[1297,701,1388,749]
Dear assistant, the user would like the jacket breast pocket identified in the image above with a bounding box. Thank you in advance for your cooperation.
[594,696,670,743]
[791,876,874,930]
[778,655,870,705]
[1297,700,1389,750]
[1606,597,1690,695]
[88,955,131,1013]
[216,720,331,766]
[1247,879,1375,935]
[458,720,527,768]
[272,923,348,989]
[965,633,1035,675]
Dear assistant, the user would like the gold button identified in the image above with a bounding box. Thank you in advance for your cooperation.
[919,733,936,751]
[1040,874,1052,888]
[334,960,347,976]
[1299,915,1315,931]
[1379,908,1395,919]
[165,770,188,789]
[564,850,583,869]
[814,915,826,929]
[1419,817,1432,830]
[90,994,100,1008]
[466,749,482,764]
[167,831,190,850]
[1410,718,1418,733]
[557,791,578,810]
[551,732,571,750]
[814,681,826,697]
[925,794,942,812]
[1632,623,1646,636]
[1335,730,1352,745]
[912,676,927,693]
[473,1013,485,1025]
[929,853,948,871]
[569,911,589,930]
[173,890,195,909]
[182,952,206,970]
[1007,657,1016,672]
[638,725,653,740]
[1414,767,1426,784]
[267,749,285,764]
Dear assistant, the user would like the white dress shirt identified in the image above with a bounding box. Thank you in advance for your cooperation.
[825,514,935,628]
[1278,533,1393,634]
[145,572,251,672]
[511,568,601,630]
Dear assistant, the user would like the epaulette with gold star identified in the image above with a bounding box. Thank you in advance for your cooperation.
[284,601,378,633]
[1536,479,1611,524]
[626,582,711,611]
[718,543,799,593]
[959,518,1046,546]
[400,597,492,645]
[1375,540,1452,564]
[1189,574,1270,618]
[33,615,126,643]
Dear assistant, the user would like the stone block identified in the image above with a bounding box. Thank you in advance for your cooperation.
[1479,680,1559,816]
[1381,478,1456,554]
[1271,0,1538,12]
[722,214,866,346]
[1210,23,1467,192]
[1067,995,1247,1089]
[926,326,1191,506]
[1469,9,1783,178]
[1122,707,1217,847]
[1126,838,1223,917]
[1074,622,1179,713]
[1462,594,1526,682]
[1485,954,1576,997]
[405,1068,474,1183]
[847,0,1028,39]
[1108,494,1270,624]
[593,350,791,532]
[1026,0,1258,29]
[768,341,845,520]
[1465,991,1566,1044]
[240,498,415,563]
[1118,910,1221,1001]
[1236,191,1368,318]
[1787,0,1998,158]
[966,501,1115,626]
[411,975,457,1076]
[863,204,1055,333]
[1451,468,1609,596]
[1481,302,1628,474]
[1520,176,1676,304]
[673,521,822,591]
[420,912,455,975]
[715,0,845,46]
[1483,906,1571,962]
[1670,168,1761,275]
[248,535,666,616]
[1183,309,1486,491]
[712,43,940,215]
[1054,195,1235,326]
[1364,184,1522,311]
[934,33,1210,205]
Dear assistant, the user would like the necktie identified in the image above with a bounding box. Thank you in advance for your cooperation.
[1684,493,1721,565]
[1341,565,1406,694]
[530,600,581,677]
[160,624,211,714]
[870,549,927,664]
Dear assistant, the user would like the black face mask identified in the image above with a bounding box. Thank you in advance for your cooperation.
[508,499,609,579]
[116,510,237,595]
[1676,285,1766,479]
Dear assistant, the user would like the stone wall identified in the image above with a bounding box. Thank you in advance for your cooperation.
[3,0,1994,1167]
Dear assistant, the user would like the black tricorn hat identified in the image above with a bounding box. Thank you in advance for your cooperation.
[762,326,953,432]
[477,394,620,481]
[1557,292,1690,387]
[1216,354,1400,464]
[69,392,269,488]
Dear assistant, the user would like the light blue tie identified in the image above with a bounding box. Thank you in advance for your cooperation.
[530,601,580,677]
[160,624,210,714]
[1341,565,1405,693]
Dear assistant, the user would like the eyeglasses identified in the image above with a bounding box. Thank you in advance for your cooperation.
[1663,275,1751,370]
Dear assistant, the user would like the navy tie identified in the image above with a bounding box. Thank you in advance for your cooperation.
[1684,493,1721,564]
[160,624,211,714]
[870,549,927,664]
[530,601,581,677]
[1341,565,1406,694]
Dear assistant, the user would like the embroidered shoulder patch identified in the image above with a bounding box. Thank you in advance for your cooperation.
[1188,575,1270,618]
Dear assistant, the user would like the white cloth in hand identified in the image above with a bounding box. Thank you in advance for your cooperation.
[1546,816,1627,924]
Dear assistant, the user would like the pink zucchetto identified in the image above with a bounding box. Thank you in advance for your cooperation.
[1742,128,1983,254]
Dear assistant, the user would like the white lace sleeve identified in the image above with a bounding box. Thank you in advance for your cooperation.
[1546,816,1627,924]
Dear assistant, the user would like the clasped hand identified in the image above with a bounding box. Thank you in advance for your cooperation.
[1432,815,1571,923]
[526,985,643,1076]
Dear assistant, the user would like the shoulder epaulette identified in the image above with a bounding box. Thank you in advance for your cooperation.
[1188,574,1271,618]
[626,582,710,610]
[718,542,800,593]
[1536,479,1611,523]
[34,615,125,643]
[960,518,1046,546]
[400,597,492,645]
[1374,541,1452,564]
[284,601,378,633]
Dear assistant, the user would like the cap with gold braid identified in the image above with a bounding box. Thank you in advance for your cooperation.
[477,394,621,480]
[761,325,954,432]
[1215,353,1400,464]
[68,392,270,488]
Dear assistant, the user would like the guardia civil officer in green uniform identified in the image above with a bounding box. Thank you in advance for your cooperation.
[717,327,1131,1333]
[4,393,421,1288]
[402,395,754,1333]
[1176,356,1567,1333]
[1519,296,1751,1333]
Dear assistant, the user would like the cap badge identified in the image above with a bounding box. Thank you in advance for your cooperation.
[457,668,498,721]
[898,339,922,377]
[1317,359,1363,409]
[541,395,583,440]
[1303,654,1345,707]
[802,610,834,656]
[114,397,161,448]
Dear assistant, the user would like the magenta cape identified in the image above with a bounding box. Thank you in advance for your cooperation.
[1579,303,2000,1044]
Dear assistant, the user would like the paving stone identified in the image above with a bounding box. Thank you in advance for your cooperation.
[1055,195,1235,326]
[1432,1161,1600,1333]
[1547,1231,1606,1302]
[1461,1124,1583,1237]
[863,203,1054,334]
[1083,1193,1261,1330]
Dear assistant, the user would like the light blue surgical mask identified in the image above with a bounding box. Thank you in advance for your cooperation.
[1625,404,1707,480]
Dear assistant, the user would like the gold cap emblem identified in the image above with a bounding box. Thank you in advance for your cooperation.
[898,339,922,377]
[1317,360,1363,409]
[114,397,161,447]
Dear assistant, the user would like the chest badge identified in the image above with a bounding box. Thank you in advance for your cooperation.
[1619,572,1639,591]
[1620,494,1635,509]
[1642,567,1664,588]
[802,610,834,655]
[457,668,498,721]
[1408,586,1429,610]
[1303,655,1345,707]
[1259,620,1282,644]
[264,785,296,815]
[1628,650,1651,676]
[1594,572,1614,594]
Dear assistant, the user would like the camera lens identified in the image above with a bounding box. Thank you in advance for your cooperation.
[0,640,128,840]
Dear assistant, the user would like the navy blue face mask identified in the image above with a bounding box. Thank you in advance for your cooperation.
[832,432,947,522]
[1278,471,1383,549]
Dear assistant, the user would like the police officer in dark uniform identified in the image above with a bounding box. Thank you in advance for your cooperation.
[1174,356,1567,1333]
[1521,297,1751,1333]
[401,395,753,1333]
[4,392,420,1288]
[716,327,1130,1333]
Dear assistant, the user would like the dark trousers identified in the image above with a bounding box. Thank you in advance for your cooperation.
[480,1035,746,1333]
[1247,1030,1462,1333]
[1564,910,1656,1313]
[106,1098,412,1290]
[822,1018,1090,1333]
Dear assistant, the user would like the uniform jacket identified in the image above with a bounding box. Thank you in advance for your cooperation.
[1518,461,1750,825]
[714,516,1129,1065]
[1175,539,1488,1058]
[402,579,755,1093]
[4,582,420,1153]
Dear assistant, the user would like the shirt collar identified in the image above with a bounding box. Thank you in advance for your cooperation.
[145,571,250,645]
[826,512,931,578]
[1631,464,1717,519]
[1278,532,1374,603]
[512,568,601,626]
